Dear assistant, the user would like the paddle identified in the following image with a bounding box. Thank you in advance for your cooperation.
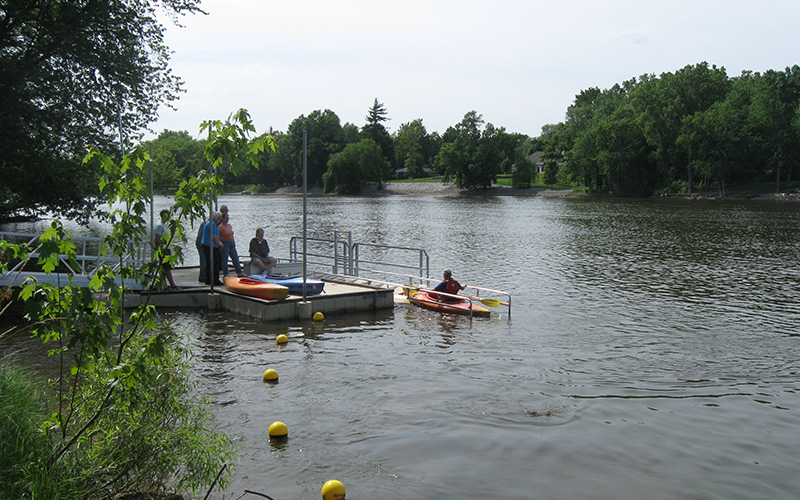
[404,287,502,307]
[469,297,502,308]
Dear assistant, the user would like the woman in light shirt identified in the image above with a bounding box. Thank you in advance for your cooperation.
[217,212,246,277]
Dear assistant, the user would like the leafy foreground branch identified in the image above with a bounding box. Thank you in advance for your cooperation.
[0,110,269,499]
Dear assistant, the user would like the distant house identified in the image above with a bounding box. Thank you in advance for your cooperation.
[529,151,545,174]
[393,167,432,179]
[528,151,563,174]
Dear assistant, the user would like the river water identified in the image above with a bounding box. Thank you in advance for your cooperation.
[4,194,800,499]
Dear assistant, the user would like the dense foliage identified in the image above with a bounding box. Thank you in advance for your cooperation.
[0,0,202,220]
[0,110,268,499]
[144,104,532,193]
[323,138,389,194]
[541,62,800,196]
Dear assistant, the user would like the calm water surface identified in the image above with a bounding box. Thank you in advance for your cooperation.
[4,194,800,499]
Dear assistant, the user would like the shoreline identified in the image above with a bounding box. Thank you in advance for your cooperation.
[270,182,579,197]
[266,182,800,201]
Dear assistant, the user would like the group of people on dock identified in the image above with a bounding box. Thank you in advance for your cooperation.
[194,205,277,286]
[154,205,465,296]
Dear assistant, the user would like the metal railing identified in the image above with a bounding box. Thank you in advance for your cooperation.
[288,232,430,280]
[352,242,429,279]
[285,230,510,316]
[0,231,146,288]
[288,235,352,275]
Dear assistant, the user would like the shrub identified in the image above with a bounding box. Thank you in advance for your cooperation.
[0,361,59,499]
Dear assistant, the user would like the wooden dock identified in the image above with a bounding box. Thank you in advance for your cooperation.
[127,267,395,321]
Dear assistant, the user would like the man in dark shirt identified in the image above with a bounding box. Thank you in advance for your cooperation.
[249,227,277,275]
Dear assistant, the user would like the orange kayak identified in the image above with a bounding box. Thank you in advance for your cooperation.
[224,276,289,301]
[408,290,490,318]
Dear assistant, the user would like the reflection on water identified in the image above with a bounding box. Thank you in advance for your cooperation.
[4,195,800,499]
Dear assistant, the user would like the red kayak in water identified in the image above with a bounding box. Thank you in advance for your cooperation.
[408,290,490,318]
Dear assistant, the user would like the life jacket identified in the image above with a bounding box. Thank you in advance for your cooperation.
[444,279,461,295]
[432,279,461,302]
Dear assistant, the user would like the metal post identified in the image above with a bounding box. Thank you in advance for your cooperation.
[333,232,339,275]
[302,130,308,301]
[207,123,215,292]
[347,231,353,275]
[149,142,154,260]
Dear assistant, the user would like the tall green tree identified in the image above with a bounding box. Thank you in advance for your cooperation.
[253,130,296,187]
[751,66,800,190]
[323,139,388,194]
[393,119,436,178]
[435,111,513,189]
[631,62,730,192]
[543,158,560,186]
[286,109,345,187]
[0,0,201,220]
[511,155,533,188]
[342,122,361,144]
[361,98,394,171]
[148,130,206,192]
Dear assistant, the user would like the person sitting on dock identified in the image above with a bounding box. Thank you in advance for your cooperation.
[249,227,277,275]
[432,269,465,302]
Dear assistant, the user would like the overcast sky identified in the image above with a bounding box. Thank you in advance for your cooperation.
[148,0,800,140]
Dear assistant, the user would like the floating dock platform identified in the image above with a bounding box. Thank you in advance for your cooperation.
[128,267,395,321]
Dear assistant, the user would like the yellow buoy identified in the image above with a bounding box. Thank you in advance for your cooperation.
[276,334,288,344]
[321,479,346,500]
[262,368,278,382]
[313,311,324,321]
[268,421,288,438]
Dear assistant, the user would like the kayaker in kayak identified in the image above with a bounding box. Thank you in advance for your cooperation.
[432,269,466,302]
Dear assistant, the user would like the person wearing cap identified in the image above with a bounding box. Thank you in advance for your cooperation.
[432,269,466,302]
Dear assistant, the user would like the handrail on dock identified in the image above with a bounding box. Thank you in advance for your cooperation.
[289,233,430,280]
[0,230,146,288]
[396,273,511,315]
[286,231,509,315]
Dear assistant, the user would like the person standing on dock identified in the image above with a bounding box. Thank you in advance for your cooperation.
[249,227,277,275]
[200,211,224,286]
[195,222,207,283]
[218,212,246,277]
[153,209,179,290]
